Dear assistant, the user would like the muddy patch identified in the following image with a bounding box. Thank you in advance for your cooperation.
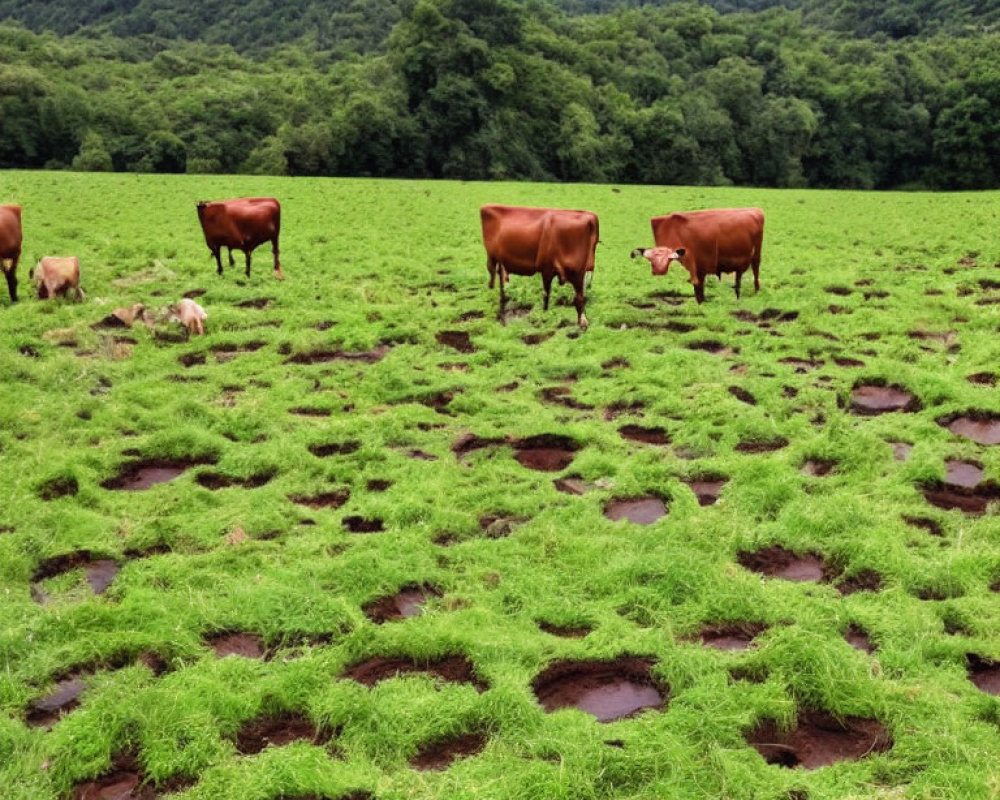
[737,546,826,582]
[343,516,385,533]
[619,424,670,445]
[37,474,79,501]
[195,470,275,490]
[285,345,390,365]
[938,413,1000,445]
[921,460,1000,515]
[512,434,579,472]
[835,568,883,596]
[436,330,475,353]
[889,442,912,461]
[903,515,944,537]
[363,585,438,623]
[745,709,891,769]
[696,622,767,650]
[538,621,592,638]
[735,437,788,454]
[289,406,332,417]
[540,386,593,410]
[308,441,361,457]
[845,625,875,654]
[531,657,666,722]
[523,331,555,345]
[686,340,730,355]
[102,457,216,490]
[452,432,505,460]
[206,632,266,659]
[833,356,865,368]
[478,514,527,539]
[237,297,273,309]
[683,476,728,506]
[31,551,120,599]
[235,712,331,754]
[343,655,485,691]
[411,731,487,771]
[728,386,756,405]
[779,357,822,372]
[967,654,1000,695]
[288,489,350,509]
[801,459,836,477]
[26,677,87,728]
[604,400,645,421]
[604,496,667,525]
[367,479,392,492]
[850,384,920,415]
[967,372,997,387]
[69,752,180,800]
[553,476,598,495]
[602,357,630,370]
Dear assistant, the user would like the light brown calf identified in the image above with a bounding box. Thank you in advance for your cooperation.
[33,257,84,301]
[168,298,207,336]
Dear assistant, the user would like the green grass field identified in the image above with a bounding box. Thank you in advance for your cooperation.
[2,171,1000,800]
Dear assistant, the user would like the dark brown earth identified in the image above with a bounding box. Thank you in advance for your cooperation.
[523,331,555,345]
[735,437,789,454]
[288,489,350,509]
[436,330,476,353]
[604,497,668,525]
[553,476,597,495]
[737,546,826,582]
[70,752,191,800]
[452,432,504,459]
[939,413,1000,445]
[531,657,666,722]
[309,441,361,457]
[903,515,944,537]
[696,622,767,650]
[967,372,997,386]
[779,357,822,372]
[343,516,385,533]
[85,559,120,594]
[835,569,883,595]
[206,632,266,659]
[683,477,728,506]
[31,551,120,599]
[290,406,332,417]
[367,479,392,492]
[26,677,87,728]
[845,625,875,653]
[235,711,331,754]
[967,654,1000,695]
[921,459,1000,515]
[195,470,275,490]
[363,585,437,623]
[410,731,488,770]
[745,709,892,769]
[619,424,670,445]
[478,514,527,538]
[801,459,836,477]
[540,386,593,409]
[37,474,79,500]
[102,457,216,490]
[342,655,486,691]
[728,386,756,405]
[538,621,592,638]
[850,384,919,415]
[512,434,579,472]
[284,345,390,365]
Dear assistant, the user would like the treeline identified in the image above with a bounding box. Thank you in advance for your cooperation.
[1,0,1000,189]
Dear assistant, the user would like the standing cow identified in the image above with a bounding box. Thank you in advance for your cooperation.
[631,207,764,303]
[0,204,23,302]
[480,204,599,329]
[196,197,284,280]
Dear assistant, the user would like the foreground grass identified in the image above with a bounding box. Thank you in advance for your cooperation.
[1,171,1000,799]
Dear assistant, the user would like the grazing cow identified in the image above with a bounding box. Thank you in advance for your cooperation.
[0,204,22,302]
[168,298,207,336]
[196,197,283,280]
[480,204,599,329]
[630,207,764,303]
[32,257,84,301]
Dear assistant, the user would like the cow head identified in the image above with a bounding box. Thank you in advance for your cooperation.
[630,247,685,276]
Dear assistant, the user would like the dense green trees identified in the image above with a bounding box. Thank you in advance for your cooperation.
[0,0,999,188]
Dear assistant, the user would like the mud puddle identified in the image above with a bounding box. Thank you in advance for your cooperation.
[619,425,670,445]
[922,459,1000,514]
[512,434,579,472]
[235,712,331,754]
[850,384,919,415]
[102,457,216,490]
[967,654,1000,695]
[70,751,182,800]
[343,655,485,691]
[411,732,487,771]
[683,477,727,506]
[939,413,1000,445]
[31,551,120,600]
[364,586,437,623]
[531,657,666,722]
[604,497,667,525]
[737,546,826,582]
[26,677,87,728]
[746,709,891,769]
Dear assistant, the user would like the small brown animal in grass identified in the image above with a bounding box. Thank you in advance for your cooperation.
[168,298,207,336]
[32,257,84,301]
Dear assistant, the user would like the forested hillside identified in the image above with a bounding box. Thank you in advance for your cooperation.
[1,0,999,189]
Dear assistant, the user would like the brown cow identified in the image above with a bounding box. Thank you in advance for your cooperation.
[630,207,764,303]
[32,257,84,301]
[0,204,22,302]
[480,204,598,329]
[196,197,284,280]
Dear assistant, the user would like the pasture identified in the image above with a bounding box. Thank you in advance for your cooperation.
[2,171,1000,800]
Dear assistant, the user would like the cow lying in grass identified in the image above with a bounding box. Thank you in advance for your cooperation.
[32,257,84,301]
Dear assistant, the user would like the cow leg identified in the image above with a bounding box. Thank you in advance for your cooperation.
[272,238,284,280]
[694,282,705,304]
[542,273,554,311]
[4,265,17,303]
[734,268,743,299]
[227,248,235,267]
[244,249,252,278]
[752,260,761,292]
[487,256,497,289]
[570,272,588,329]
[212,249,224,276]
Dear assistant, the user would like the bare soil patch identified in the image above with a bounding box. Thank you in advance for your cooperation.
[102,457,216,490]
[604,497,667,524]
[288,489,350,509]
[683,477,728,506]
[967,372,997,386]
[478,514,527,539]
[835,568,883,595]
[696,622,767,650]
[343,516,385,533]
[70,752,177,800]
[538,621,592,638]
[452,432,504,459]
[728,386,756,405]
[285,345,390,365]
[967,654,1000,695]
[745,709,892,769]
[195,470,275,490]
[309,441,361,457]
[523,331,555,345]
[26,677,87,728]
[889,442,912,461]
[206,632,267,659]
[343,655,485,691]
[553,476,597,495]
[619,424,670,445]
[938,412,1000,445]
[737,546,826,582]
[921,459,1000,515]
[512,434,579,472]
[436,330,476,353]
[735,437,788,454]
[410,731,487,770]
[850,384,920,415]
[801,459,836,477]
[235,712,332,754]
[31,551,120,599]
[363,585,438,623]
[845,626,875,653]
[531,657,666,722]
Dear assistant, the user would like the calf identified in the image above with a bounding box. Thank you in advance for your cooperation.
[168,298,207,336]
[631,207,764,303]
[32,257,84,301]
[0,204,22,302]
